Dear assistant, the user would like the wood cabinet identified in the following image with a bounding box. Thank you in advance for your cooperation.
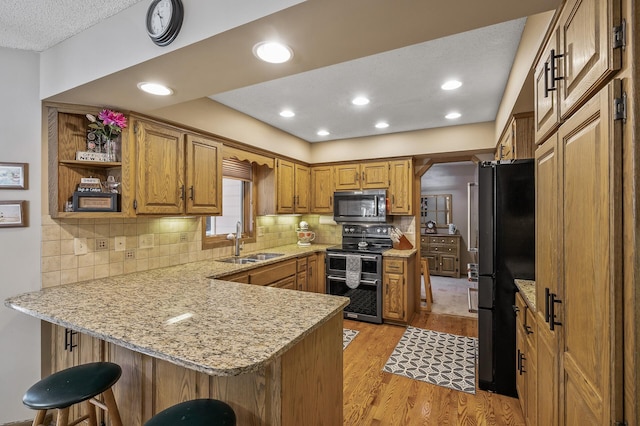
[49,324,105,422]
[310,165,334,213]
[420,235,461,278]
[296,256,308,292]
[515,293,537,426]
[132,118,222,215]
[388,159,413,214]
[534,81,623,424]
[495,112,535,161]
[533,0,622,143]
[335,161,388,190]
[382,255,415,325]
[247,258,297,286]
[275,159,310,214]
[308,253,324,294]
[47,103,134,218]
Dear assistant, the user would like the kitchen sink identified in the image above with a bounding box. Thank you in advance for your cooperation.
[244,252,284,261]
[217,257,259,264]
[216,253,284,264]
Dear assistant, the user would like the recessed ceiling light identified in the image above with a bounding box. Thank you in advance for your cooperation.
[351,96,370,106]
[137,82,173,96]
[317,130,330,136]
[375,122,389,129]
[253,41,293,64]
[441,80,462,90]
[279,109,295,118]
[445,112,462,119]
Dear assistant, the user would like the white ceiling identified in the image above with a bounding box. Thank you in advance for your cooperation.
[0,1,557,144]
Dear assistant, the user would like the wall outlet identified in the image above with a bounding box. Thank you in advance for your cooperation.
[74,238,88,255]
[95,238,109,251]
[114,236,126,252]
[180,233,188,242]
[125,249,136,259]
[139,233,154,249]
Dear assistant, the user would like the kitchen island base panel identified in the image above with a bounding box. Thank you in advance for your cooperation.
[107,313,343,425]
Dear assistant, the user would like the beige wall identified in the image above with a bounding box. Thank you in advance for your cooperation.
[493,10,555,140]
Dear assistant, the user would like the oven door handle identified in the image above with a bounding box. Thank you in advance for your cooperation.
[327,253,379,260]
[327,275,378,285]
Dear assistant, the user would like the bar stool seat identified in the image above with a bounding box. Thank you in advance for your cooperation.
[144,399,236,426]
[23,361,122,426]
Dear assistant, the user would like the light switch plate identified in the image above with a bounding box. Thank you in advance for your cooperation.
[114,236,126,252]
[139,234,154,249]
[74,238,88,255]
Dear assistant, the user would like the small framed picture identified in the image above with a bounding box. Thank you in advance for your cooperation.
[0,200,27,227]
[0,162,28,189]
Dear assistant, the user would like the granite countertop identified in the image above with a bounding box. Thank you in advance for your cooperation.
[5,244,348,377]
[515,279,536,311]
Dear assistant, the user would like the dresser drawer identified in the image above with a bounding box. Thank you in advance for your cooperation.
[428,236,458,246]
[428,244,458,254]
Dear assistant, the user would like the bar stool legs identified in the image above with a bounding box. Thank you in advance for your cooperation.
[23,362,123,426]
[420,258,434,311]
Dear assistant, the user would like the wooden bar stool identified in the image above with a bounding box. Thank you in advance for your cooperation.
[144,399,236,426]
[420,258,434,311]
[23,361,123,426]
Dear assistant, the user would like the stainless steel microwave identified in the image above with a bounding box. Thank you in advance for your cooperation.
[333,189,388,223]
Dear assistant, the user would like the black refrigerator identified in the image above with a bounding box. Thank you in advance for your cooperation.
[477,159,535,397]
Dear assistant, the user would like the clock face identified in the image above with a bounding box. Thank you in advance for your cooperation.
[148,0,173,37]
[146,0,183,46]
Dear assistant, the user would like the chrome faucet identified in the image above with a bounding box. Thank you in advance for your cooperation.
[227,221,242,256]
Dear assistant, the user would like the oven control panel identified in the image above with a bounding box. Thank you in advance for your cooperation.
[342,224,393,237]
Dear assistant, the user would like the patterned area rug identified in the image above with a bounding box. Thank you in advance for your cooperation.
[383,327,477,394]
[343,328,359,350]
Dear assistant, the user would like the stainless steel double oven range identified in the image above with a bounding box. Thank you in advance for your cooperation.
[326,222,394,324]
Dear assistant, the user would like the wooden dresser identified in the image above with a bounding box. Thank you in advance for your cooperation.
[420,234,461,278]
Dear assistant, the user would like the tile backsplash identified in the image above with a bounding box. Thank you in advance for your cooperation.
[41,214,341,288]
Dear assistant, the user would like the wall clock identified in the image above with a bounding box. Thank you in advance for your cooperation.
[425,220,437,234]
[146,0,184,46]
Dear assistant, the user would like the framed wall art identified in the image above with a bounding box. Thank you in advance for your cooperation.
[0,200,27,227]
[0,162,28,189]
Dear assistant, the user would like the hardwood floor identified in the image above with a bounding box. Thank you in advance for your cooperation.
[343,312,525,425]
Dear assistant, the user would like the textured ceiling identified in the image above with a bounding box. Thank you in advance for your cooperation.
[211,19,526,142]
[0,0,144,51]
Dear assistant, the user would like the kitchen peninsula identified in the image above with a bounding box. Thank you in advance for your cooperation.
[5,253,349,425]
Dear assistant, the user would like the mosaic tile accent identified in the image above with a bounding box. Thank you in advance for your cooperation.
[383,327,477,394]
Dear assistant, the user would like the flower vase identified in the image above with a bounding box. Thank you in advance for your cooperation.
[103,136,117,162]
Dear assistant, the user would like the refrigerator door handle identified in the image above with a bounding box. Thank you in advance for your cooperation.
[544,287,550,323]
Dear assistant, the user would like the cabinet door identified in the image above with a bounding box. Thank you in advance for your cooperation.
[315,252,326,294]
[276,159,295,214]
[294,163,310,213]
[334,164,361,190]
[388,159,413,215]
[361,161,388,189]
[537,316,559,426]
[307,255,318,293]
[425,254,439,273]
[185,135,222,215]
[515,317,526,416]
[497,125,514,161]
[383,273,405,321]
[270,275,296,290]
[439,254,458,277]
[534,28,561,143]
[51,325,104,422]
[558,82,622,424]
[134,119,185,214]
[558,0,621,120]
[310,166,334,213]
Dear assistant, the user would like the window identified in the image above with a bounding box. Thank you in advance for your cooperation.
[420,194,452,230]
[202,159,255,249]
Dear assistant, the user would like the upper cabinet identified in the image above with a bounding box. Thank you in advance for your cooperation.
[495,112,535,161]
[132,117,222,215]
[310,165,334,214]
[47,104,134,218]
[533,0,622,143]
[388,159,413,215]
[275,159,309,214]
[335,161,388,190]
